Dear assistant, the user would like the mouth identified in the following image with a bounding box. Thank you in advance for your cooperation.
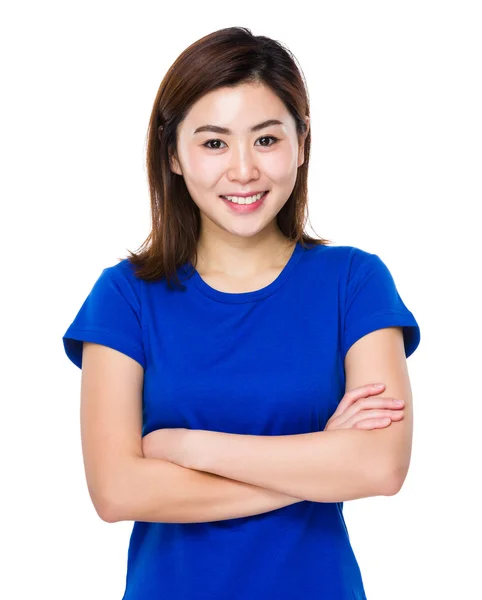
[219,191,269,213]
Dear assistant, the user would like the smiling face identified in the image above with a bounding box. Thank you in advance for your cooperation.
[169,82,309,244]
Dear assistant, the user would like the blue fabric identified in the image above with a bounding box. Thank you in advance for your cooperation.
[62,242,420,599]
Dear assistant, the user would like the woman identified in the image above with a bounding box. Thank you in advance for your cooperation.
[63,26,420,600]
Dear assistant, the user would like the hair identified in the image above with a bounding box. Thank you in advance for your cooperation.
[125,26,331,289]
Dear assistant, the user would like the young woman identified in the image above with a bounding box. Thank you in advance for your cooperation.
[63,26,420,600]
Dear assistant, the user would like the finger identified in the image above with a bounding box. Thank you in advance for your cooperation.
[334,396,398,426]
[354,418,392,430]
[344,409,404,429]
[331,383,386,418]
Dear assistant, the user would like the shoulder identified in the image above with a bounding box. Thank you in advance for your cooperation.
[102,257,139,278]
[303,242,373,260]
[99,258,143,288]
[90,258,144,309]
[303,243,378,277]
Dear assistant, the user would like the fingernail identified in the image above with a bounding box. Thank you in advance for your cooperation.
[394,399,404,405]
[374,384,384,388]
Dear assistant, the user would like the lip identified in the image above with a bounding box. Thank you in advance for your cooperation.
[221,190,268,213]
[219,190,268,198]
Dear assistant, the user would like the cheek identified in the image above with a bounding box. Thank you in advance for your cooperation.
[183,146,297,186]
[263,151,297,183]
[184,149,224,185]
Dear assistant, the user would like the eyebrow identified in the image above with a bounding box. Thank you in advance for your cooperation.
[193,119,284,135]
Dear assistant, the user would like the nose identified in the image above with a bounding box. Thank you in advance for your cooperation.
[227,143,260,182]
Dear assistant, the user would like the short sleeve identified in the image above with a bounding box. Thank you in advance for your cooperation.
[342,248,421,362]
[62,261,146,369]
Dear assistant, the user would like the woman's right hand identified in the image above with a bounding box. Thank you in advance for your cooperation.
[324,383,405,431]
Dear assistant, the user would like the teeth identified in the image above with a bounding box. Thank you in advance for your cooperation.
[223,191,265,204]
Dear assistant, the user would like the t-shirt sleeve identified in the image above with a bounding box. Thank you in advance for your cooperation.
[342,248,421,362]
[62,262,146,370]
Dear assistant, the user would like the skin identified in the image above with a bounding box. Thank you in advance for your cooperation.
[168,81,310,281]
[80,83,413,524]
[140,85,413,502]
[142,328,412,502]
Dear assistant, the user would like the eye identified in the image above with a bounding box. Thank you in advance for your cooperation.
[202,135,279,150]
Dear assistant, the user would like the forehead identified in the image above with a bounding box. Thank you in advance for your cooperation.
[181,83,290,133]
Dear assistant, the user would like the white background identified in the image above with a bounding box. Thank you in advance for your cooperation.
[2,1,480,598]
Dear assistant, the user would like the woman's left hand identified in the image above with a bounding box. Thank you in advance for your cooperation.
[142,428,198,469]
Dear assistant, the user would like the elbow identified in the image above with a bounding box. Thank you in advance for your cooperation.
[380,474,403,497]
[90,484,127,523]
[380,462,409,496]
[88,457,142,523]
[97,501,122,523]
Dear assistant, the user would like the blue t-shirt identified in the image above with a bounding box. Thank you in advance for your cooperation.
[62,241,420,599]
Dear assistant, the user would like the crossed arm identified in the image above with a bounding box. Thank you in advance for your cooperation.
[142,327,413,503]
[143,426,396,504]
[82,327,413,523]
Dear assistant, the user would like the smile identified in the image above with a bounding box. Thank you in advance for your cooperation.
[220,191,268,213]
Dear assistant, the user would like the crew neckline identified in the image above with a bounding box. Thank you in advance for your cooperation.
[181,241,305,304]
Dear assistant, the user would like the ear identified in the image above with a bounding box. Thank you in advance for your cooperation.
[298,116,310,168]
[169,150,183,176]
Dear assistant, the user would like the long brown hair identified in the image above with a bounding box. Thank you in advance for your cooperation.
[125,26,331,289]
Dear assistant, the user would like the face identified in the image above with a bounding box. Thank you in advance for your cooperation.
[169,82,309,243]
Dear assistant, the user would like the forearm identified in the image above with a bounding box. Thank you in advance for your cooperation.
[103,456,304,524]
[191,429,396,503]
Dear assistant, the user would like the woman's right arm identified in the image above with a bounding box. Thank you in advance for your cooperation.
[80,342,303,524]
